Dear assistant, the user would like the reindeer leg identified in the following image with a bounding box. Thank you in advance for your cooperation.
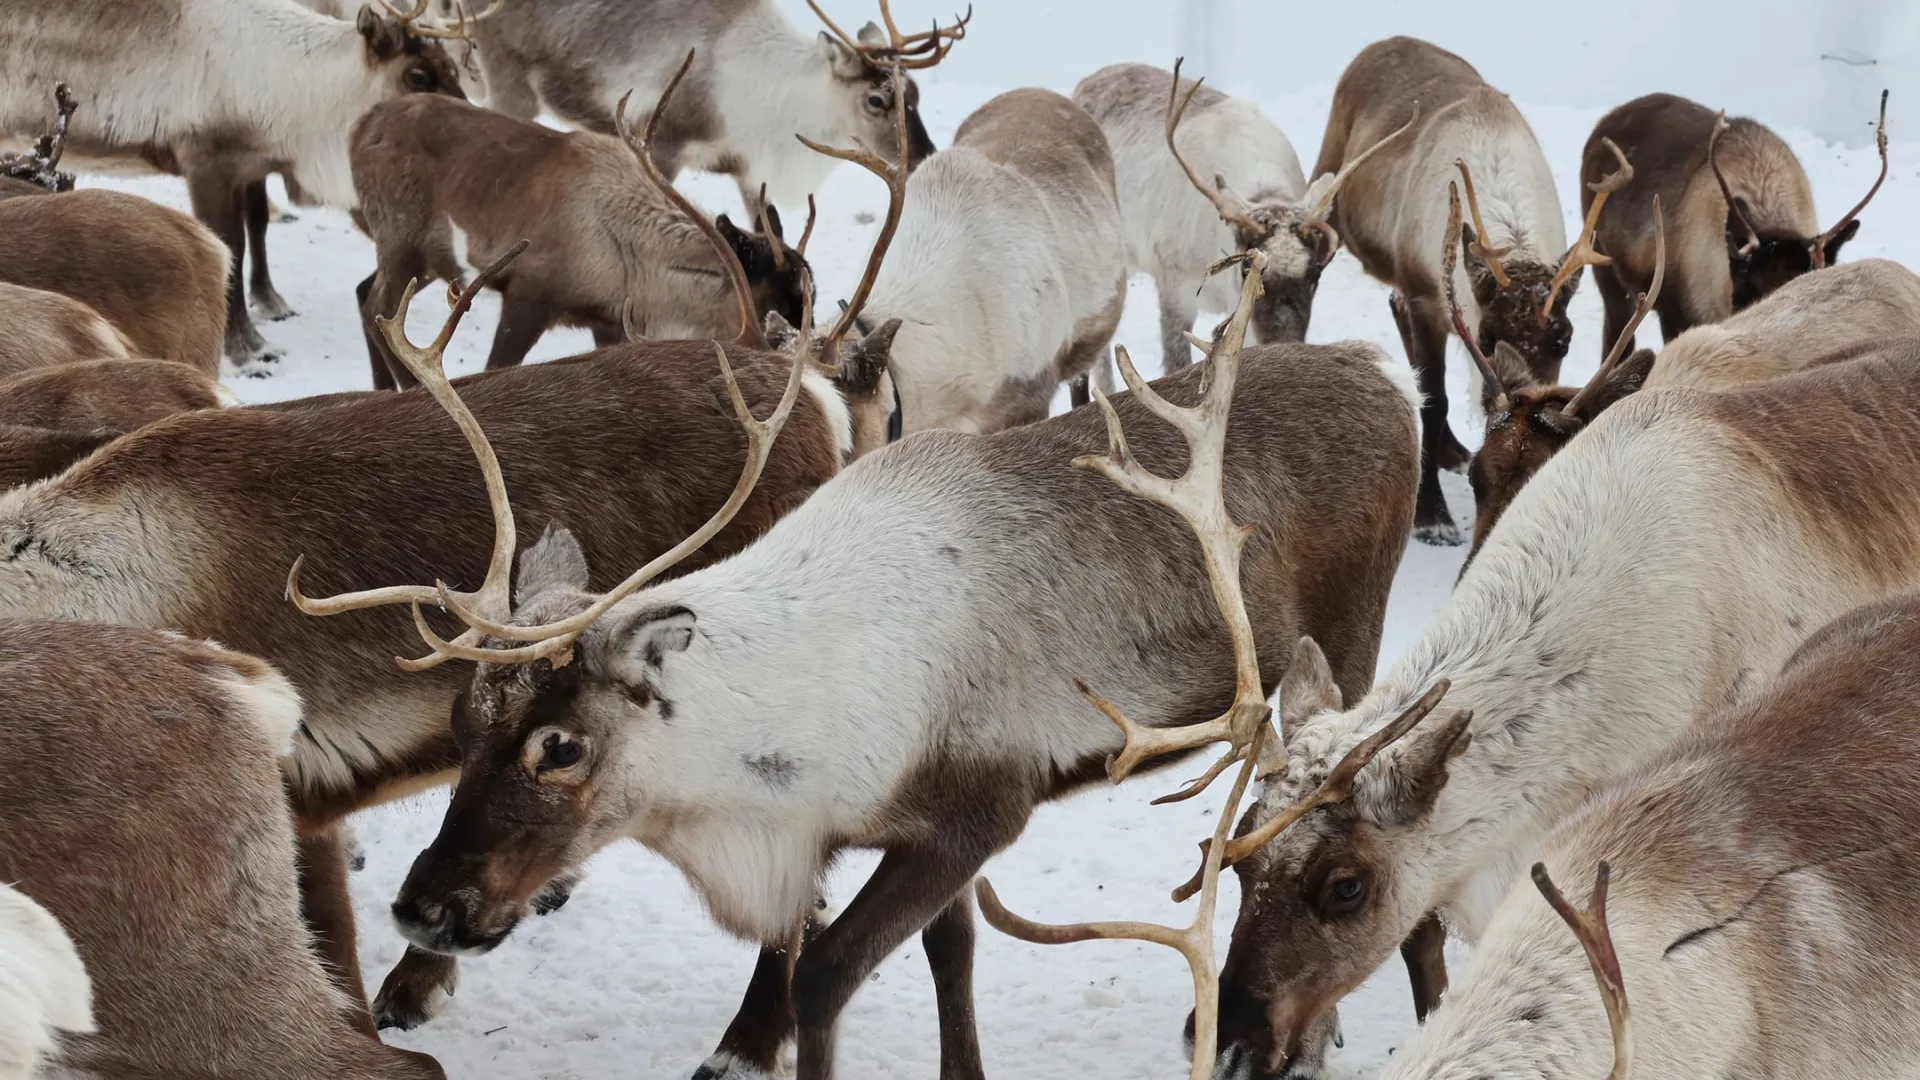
[184,160,279,368]
[694,913,827,1080]
[373,947,460,1032]
[1593,262,1637,365]
[297,828,378,1037]
[245,179,296,321]
[356,273,396,392]
[922,891,985,1080]
[1160,283,1201,373]
[1400,911,1450,1022]
[484,288,550,370]
[1398,293,1464,546]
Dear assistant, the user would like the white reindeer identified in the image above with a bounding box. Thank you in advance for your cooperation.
[0,884,93,1080]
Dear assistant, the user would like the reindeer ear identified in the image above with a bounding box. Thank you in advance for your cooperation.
[1824,218,1862,265]
[515,524,590,607]
[356,5,405,60]
[764,310,799,351]
[820,30,867,80]
[1584,348,1656,417]
[1459,223,1497,300]
[1487,342,1536,401]
[836,317,900,400]
[762,203,785,240]
[855,20,887,46]
[606,605,697,672]
[1368,708,1474,827]
[1725,202,1758,259]
[1280,637,1341,741]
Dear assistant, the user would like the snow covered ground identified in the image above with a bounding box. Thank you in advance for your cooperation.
[80,74,1920,1079]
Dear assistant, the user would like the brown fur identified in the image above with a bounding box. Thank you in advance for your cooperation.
[0,176,47,200]
[1314,37,1572,545]
[0,281,133,377]
[0,359,225,430]
[351,94,810,389]
[0,620,444,1078]
[0,190,229,373]
[0,424,120,489]
[1584,93,1832,350]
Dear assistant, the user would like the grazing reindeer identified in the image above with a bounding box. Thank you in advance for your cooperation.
[0,190,230,373]
[0,882,93,1080]
[1196,344,1920,1080]
[1389,591,1920,1080]
[1315,36,1583,546]
[0,359,230,430]
[859,87,1128,433]
[0,283,134,377]
[448,0,955,211]
[1585,91,1886,349]
[1,0,470,366]
[0,620,445,1078]
[351,51,810,388]
[1074,60,1411,372]
[1466,257,1920,557]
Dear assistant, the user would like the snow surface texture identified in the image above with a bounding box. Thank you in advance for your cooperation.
[76,76,1918,1079]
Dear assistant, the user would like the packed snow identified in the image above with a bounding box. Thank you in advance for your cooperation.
[77,69,1920,1080]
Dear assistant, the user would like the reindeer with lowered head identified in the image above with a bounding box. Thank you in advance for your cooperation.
[431,0,954,213]
[1,0,471,365]
[0,620,445,1078]
[1315,36,1590,546]
[1392,588,1920,1080]
[0,283,134,376]
[1185,331,1920,1079]
[1074,59,1413,372]
[351,47,813,389]
[1583,91,1887,352]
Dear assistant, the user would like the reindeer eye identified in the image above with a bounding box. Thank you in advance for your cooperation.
[404,66,432,90]
[866,92,888,111]
[540,732,582,770]
[1320,872,1371,918]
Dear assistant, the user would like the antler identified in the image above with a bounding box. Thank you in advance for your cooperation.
[1565,196,1664,419]
[807,0,971,69]
[376,0,504,40]
[287,241,529,670]
[1164,58,1267,239]
[1811,89,1889,270]
[1301,102,1421,250]
[755,184,787,272]
[974,251,1276,1080]
[616,50,767,349]
[1442,181,1505,401]
[1533,861,1632,1080]
[1543,137,1632,322]
[1709,112,1761,257]
[1454,159,1513,289]
[1,83,77,192]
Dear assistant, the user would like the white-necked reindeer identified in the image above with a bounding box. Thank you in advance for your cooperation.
[858,87,1129,434]
[1391,588,1920,1080]
[1186,341,1920,1080]
[1074,61,1410,373]
[453,0,954,212]
[0,883,92,1080]
[1,0,470,365]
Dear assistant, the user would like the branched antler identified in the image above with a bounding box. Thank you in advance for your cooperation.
[1442,181,1506,401]
[1533,861,1632,1080]
[1565,196,1664,419]
[1164,58,1267,239]
[1454,159,1513,289]
[1811,90,1889,270]
[807,0,971,69]
[1543,137,1632,323]
[1300,102,1420,253]
[1709,112,1760,257]
[0,83,77,193]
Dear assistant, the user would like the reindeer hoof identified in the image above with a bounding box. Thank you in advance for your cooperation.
[1435,433,1472,474]
[372,951,458,1032]
[1414,521,1464,547]
[250,287,297,322]
[691,1051,777,1080]
[530,875,576,916]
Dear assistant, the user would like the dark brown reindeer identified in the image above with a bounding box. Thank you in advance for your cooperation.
[1312,37,1586,546]
[0,359,229,431]
[0,620,444,1079]
[351,49,810,388]
[1583,91,1887,351]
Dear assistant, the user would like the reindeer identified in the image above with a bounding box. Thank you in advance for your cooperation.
[444,0,957,213]
[1183,343,1920,1080]
[0,283,134,377]
[0,359,231,430]
[0,190,230,373]
[1,0,472,366]
[351,51,810,389]
[1314,37,1585,546]
[1073,60,1411,373]
[1584,91,1886,351]
[0,882,93,1080]
[1389,589,1920,1080]
[854,87,1128,433]
[1466,257,1920,557]
[0,426,122,490]
[0,620,446,1078]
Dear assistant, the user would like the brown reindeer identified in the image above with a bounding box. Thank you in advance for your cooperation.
[1584,91,1886,351]
[0,359,230,430]
[0,190,230,374]
[0,620,443,1078]
[1464,257,1920,557]
[351,49,810,388]
[0,283,134,377]
[1313,37,1583,546]
[0,426,121,490]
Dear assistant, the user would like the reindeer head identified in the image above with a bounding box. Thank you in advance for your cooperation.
[715,200,814,334]
[355,0,501,101]
[812,1,974,173]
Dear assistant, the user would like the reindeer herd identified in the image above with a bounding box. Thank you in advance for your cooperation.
[0,0,1917,1077]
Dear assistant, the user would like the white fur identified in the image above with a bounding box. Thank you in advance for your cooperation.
[0,884,93,1080]
[212,660,306,758]
[0,480,198,626]
[800,368,853,461]
[0,0,423,207]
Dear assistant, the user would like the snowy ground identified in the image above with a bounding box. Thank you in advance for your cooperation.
[80,77,1920,1079]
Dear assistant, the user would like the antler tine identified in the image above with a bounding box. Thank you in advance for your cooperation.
[43,83,74,172]
[1442,182,1504,399]
[288,241,529,644]
[797,195,819,258]
[1709,112,1761,257]
[1565,196,1665,419]
[1304,101,1420,228]
[1165,58,1267,239]
[1543,137,1631,323]
[1172,684,1455,903]
[1812,89,1889,270]
[616,52,769,349]
[375,0,431,25]
[1533,861,1632,1080]
[870,0,971,68]
[797,77,908,359]
[1454,159,1514,289]
[756,183,786,271]
[403,0,505,40]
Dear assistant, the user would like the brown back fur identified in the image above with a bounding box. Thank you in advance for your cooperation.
[0,190,228,373]
[0,620,443,1079]
[0,424,120,489]
[0,359,225,430]
[0,282,133,377]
